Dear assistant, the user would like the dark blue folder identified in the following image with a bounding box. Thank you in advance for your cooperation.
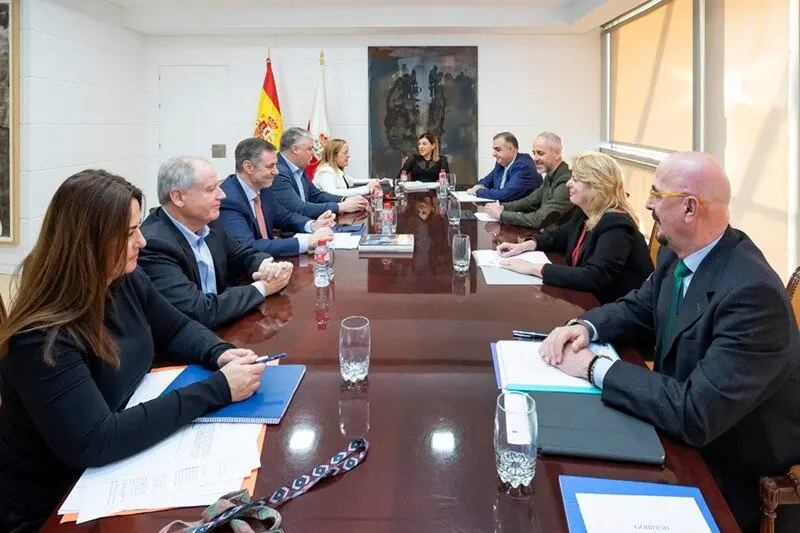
[559,475,719,533]
[162,364,306,424]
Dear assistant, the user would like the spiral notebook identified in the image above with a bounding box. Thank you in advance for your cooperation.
[161,364,306,424]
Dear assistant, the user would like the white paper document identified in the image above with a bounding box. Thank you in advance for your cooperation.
[61,370,264,524]
[452,191,494,203]
[331,233,361,250]
[472,250,551,285]
[496,340,619,393]
[402,181,439,191]
[474,211,498,222]
[575,493,714,533]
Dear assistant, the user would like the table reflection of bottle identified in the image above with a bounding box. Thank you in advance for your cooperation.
[314,284,334,330]
[339,379,370,438]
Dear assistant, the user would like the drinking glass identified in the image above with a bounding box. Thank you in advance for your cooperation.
[447,195,461,226]
[494,391,538,488]
[339,316,370,382]
[452,234,471,273]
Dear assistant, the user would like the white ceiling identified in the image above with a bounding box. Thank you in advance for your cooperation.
[104,0,644,35]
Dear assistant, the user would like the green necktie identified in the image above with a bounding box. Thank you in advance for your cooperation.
[655,259,692,371]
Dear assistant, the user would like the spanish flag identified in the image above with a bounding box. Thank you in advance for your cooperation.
[253,55,283,146]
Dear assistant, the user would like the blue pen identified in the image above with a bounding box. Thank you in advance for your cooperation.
[255,352,287,364]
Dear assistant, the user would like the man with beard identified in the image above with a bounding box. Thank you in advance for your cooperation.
[484,132,576,230]
[539,151,800,533]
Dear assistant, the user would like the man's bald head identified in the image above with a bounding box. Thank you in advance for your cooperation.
[649,151,731,258]
[656,151,731,206]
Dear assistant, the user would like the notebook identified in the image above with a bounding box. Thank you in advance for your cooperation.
[559,476,719,533]
[357,233,415,253]
[161,364,306,424]
[492,340,619,394]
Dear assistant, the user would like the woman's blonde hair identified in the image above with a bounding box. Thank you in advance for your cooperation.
[571,151,638,231]
[320,138,348,171]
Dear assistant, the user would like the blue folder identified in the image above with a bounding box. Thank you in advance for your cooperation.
[559,475,720,533]
[161,364,306,424]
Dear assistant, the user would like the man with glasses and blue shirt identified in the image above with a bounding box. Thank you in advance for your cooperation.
[270,127,368,218]
[139,156,293,329]
[538,151,800,533]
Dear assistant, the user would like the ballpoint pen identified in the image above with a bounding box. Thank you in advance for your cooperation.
[254,352,288,364]
[512,330,549,340]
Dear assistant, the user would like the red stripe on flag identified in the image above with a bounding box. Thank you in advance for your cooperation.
[263,59,281,111]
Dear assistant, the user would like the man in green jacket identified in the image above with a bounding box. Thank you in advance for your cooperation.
[484,131,576,230]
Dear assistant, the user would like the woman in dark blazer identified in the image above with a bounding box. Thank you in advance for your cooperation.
[497,151,653,303]
[398,132,450,182]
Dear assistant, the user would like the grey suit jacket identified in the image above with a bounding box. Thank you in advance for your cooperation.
[582,226,800,532]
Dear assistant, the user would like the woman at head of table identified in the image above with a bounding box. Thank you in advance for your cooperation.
[0,169,268,531]
[497,151,654,304]
[398,132,450,183]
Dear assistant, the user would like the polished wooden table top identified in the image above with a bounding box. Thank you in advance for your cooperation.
[43,193,740,532]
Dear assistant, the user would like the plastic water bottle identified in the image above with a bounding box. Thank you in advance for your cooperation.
[437,168,448,198]
[327,240,335,282]
[371,184,383,210]
[314,238,330,288]
[396,170,408,199]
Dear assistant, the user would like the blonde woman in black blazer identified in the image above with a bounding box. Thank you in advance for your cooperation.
[497,151,653,303]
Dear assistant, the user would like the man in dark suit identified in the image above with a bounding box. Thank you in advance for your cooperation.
[539,152,800,532]
[270,127,368,218]
[139,156,294,329]
[220,137,334,258]
[465,131,541,202]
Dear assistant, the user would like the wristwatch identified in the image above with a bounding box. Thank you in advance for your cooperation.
[566,318,593,338]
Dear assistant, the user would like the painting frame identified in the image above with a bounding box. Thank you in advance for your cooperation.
[0,0,19,247]
[368,46,478,184]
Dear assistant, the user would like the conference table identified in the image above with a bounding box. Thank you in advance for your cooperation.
[42,191,741,532]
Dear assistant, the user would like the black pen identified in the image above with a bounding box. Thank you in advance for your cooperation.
[512,330,549,340]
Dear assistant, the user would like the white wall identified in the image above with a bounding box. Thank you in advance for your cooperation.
[145,32,601,187]
[0,0,147,272]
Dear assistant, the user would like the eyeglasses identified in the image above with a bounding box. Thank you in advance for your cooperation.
[649,186,705,205]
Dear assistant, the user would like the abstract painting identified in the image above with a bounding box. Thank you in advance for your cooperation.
[0,0,18,245]
[368,46,478,184]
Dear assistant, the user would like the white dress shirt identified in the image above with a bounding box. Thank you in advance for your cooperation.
[312,164,371,197]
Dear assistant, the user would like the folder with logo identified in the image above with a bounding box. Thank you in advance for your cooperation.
[161,364,306,424]
[560,475,719,533]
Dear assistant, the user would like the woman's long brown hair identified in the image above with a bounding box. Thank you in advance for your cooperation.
[0,170,143,366]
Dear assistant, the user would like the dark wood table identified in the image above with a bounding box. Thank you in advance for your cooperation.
[42,192,740,532]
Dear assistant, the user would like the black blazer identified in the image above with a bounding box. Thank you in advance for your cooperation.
[536,211,653,303]
[582,227,800,532]
[138,207,270,328]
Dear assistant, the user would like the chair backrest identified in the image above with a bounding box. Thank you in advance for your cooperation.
[786,266,800,328]
[648,222,661,266]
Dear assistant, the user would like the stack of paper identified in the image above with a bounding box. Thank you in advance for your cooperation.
[472,249,551,285]
[59,369,265,524]
[493,340,619,394]
[451,191,494,203]
[332,232,361,250]
[403,181,439,191]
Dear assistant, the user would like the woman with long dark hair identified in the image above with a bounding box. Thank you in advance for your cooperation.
[398,132,450,182]
[0,170,266,531]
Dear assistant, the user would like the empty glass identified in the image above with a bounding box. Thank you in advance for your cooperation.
[339,316,370,382]
[452,233,471,273]
[494,391,538,489]
[447,195,461,226]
